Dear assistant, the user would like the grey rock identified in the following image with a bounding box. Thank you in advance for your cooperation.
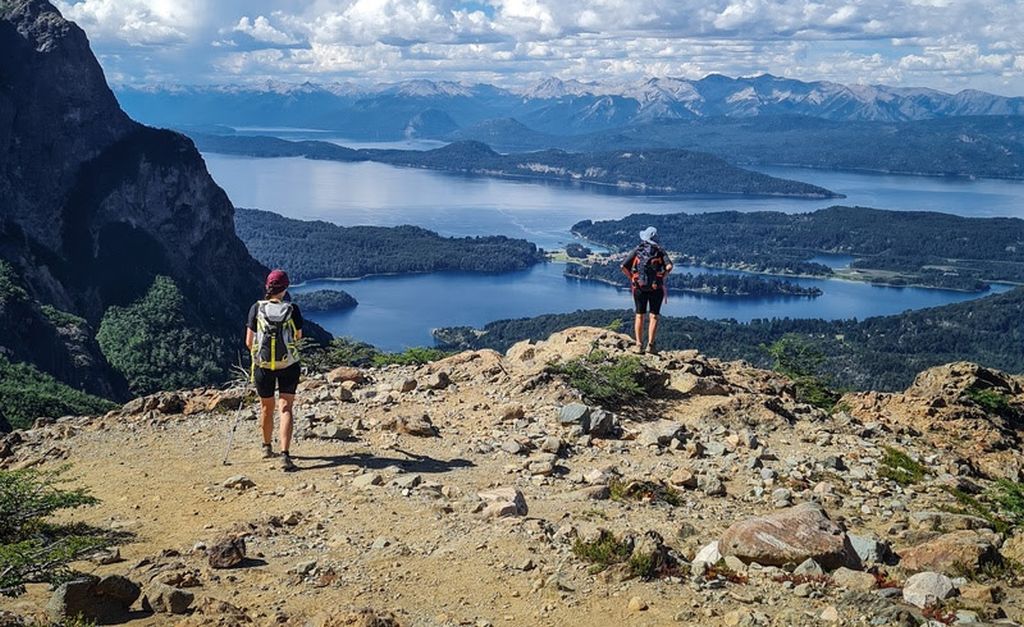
[637,420,685,447]
[848,534,891,565]
[793,558,824,576]
[352,473,383,489]
[47,576,140,624]
[142,582,194,615]
[558,403,591,428]
[588,409,617,437]
[902,571,956,608]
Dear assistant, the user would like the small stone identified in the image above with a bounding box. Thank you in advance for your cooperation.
[902,571,956,608]
[399,378,417,392]
[669,468,698,489]
[371,537,391,550]
[499,404,525,422]
[587,409,617,437]
[693,541,722,566]
[352,473,383,489]
[700,475,726,497]
[638,420,685,447]
[539,436,561,454]
[222,475,255,490]
[392,474,422,489]
[847,534,890,565]
[819,606,840,623]
[832,567,876,592]
[627,597,647,612]
[478,487,528,518]
[424,371,450,390]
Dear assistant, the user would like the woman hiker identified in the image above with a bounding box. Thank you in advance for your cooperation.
[246,269,304,472]
[620,226,672,354]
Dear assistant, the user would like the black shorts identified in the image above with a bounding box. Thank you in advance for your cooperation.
[633,288,664,315]
[254,363,301,398]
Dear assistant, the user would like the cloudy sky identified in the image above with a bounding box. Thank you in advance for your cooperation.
[54,0,1024,94]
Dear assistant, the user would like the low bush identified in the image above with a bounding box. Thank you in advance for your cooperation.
[546,349,645,406]
[0,467,122,597]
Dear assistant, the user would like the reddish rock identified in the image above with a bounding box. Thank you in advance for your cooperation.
[326,366,365,385]
[207,535,246,569]
[719,503,858,569]
[899,530,1001,574]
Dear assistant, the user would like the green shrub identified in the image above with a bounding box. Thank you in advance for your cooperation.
[990,479,1024,528]
[0,357,115,430]
[609,479,683,507]
[764,336,842,410]
[572,530,632,571]
[547,349,646,406]
[965,387,1011,414]
[0,467,120,597]
[372,347,452,367]
[878,446,925,486]
[300,337,380,372]
[97,276,225,395]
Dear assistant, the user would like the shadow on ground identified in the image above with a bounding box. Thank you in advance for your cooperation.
[292,448,475,473]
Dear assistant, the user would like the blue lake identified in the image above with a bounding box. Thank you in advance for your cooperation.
[202,145,1024,350]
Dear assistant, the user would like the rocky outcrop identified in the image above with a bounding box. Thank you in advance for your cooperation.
[0,0,299,397]
[842,362,1024,479]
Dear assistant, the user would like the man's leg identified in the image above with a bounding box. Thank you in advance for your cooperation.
[633,313,644,347]
[259,397,275,446]
[648,314,660,345]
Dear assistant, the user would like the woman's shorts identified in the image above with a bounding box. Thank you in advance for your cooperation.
[254,363,301,398]
[633,289,664,315]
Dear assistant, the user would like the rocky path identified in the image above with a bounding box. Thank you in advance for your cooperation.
[2,327,1024,626]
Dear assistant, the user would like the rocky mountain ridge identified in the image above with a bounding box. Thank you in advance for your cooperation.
[2,327,1023,625]
[0,0,280,398]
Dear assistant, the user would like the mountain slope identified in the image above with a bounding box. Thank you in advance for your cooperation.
[115,74,1024,139]
[0,0,285,398]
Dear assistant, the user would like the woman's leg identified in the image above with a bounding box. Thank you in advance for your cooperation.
[278,393,295,453]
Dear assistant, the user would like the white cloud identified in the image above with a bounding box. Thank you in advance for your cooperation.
[51,0,1024,95]
[231,15,300,46]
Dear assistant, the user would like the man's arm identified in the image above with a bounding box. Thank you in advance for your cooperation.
[620,252,637,278]
[245,328,254,350]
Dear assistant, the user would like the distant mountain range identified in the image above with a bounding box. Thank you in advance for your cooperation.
[116,74,1024,139]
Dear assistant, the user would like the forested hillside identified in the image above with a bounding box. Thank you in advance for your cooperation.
[235,209,545,282]
[574,206,1023,290]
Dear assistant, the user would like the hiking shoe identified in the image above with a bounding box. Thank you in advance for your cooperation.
[261,443,277,459]
[281,453,297,472]
[634,343,645,354]
[647,343,659,355]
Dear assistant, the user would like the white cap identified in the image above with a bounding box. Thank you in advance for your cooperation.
[639,226,658,243]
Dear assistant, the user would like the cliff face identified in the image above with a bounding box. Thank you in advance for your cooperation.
[0,0,280,396]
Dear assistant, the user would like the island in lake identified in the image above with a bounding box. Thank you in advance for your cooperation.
[194,134,840,199]
[564,260,822,298]
[573,206,1022,291]
[235,208,546,283]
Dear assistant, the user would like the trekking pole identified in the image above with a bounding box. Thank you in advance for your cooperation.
[223,357,254,466]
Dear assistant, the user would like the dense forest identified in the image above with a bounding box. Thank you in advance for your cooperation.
[235,209,545,282]
[564,261,822,297]
[193,134,839,198]
[292,289,358,312]
[432,286,1024,392]
[574,206,1024,290]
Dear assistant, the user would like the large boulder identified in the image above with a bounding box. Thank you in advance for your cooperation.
[719,503,859,569]
[478,487,528,519]
[46,575,140,624]
[899,530,1001,574]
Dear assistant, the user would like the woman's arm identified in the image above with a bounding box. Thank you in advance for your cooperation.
[245,328,254,351]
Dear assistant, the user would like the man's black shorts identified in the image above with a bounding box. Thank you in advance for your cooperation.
[254,363,301,398]
[633,288,664,315]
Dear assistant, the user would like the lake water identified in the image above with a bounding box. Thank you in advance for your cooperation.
[201,144,1024,350]
[290,264,1012,350]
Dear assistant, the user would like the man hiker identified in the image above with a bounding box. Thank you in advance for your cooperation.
[246,269,304,472]
[620,226,672,354]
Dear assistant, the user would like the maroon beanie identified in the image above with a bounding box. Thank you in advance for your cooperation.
[265,269,290,293]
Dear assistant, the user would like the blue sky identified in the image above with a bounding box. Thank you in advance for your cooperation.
[55,0,1024,95]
